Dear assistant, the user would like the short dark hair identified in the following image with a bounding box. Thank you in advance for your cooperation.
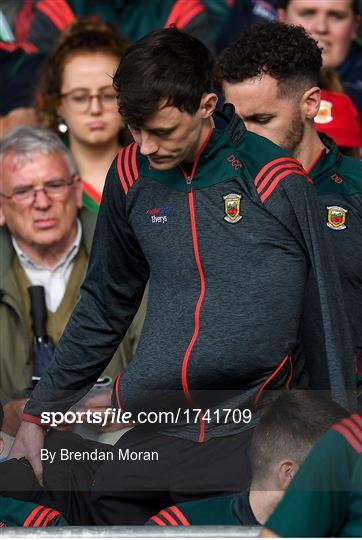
[278,0,360,15]
[113,27,214,128]
[0,402,3,431]
[250,390,347,485]
[215,22,322,97]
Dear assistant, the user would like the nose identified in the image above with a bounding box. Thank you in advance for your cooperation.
[312,13,329,34]
[89,95,102,114]
[138,132,159,156]
[33,188,52,209]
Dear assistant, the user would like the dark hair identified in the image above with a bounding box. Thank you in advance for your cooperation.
[0,402,3,431]
[37,17,128,131]
[250,390,347,485]
[215,22,322,97]
[278,0,360,15]
[113,27,214,128]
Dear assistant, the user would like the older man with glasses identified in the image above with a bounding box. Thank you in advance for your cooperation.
[0,126,133,437]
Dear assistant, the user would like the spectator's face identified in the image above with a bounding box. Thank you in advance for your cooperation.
[128,95,217,170]
[223,75,307,155]
[57,52,123,146]
[0,152,82,255]
[279,0,358,68]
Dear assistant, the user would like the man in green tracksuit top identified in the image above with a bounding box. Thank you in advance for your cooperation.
[146,390,347,527]
[8,28,355,525]
[217,21,362,395]
[261,413,362,538]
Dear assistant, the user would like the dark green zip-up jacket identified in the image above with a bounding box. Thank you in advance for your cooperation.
[24,111,356,441]
[302,136,362,392]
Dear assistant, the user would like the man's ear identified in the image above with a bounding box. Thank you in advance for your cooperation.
[301,86,321,121]
[200,93,218,119]
[277,459,299,490]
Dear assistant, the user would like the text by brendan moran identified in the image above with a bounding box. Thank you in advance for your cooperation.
[40,448,159,464]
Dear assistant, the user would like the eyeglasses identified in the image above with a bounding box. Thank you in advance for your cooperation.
[60,86,118,112]
[0,177,77,207]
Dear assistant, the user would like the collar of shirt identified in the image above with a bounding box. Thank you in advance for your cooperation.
[11,219,82,312]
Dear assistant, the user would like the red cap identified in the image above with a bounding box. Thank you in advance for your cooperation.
[315,90,362,147]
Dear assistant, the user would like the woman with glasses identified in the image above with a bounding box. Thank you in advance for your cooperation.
[37,18,129,213]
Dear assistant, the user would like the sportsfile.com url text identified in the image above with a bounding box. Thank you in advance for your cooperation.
[41,408,252,428]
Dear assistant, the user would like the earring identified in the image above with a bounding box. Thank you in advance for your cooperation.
[58,118,68,134]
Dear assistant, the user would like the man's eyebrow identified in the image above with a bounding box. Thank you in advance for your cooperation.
[147,126,177,135]
[243,113,275,120]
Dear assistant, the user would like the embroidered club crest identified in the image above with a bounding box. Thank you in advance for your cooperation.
[223,193,242,223]
[315,100,333,124]
[327,205,348,230]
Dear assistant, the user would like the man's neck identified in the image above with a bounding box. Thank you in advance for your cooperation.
[183,117,215,166]
[14,222,79,270]
[293,124,326,172]
[249,487,283,525]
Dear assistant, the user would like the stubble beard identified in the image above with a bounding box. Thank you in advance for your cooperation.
[282,113,305,156]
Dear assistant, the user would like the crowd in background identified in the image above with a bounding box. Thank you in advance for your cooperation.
[0,0,361,534]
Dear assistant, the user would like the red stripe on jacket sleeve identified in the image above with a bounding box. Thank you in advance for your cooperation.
[117,149,129,195]
[169,505,190,526]
[23,506,44,527]
[333,424,362,453]
[256,161,304,194]
[150,515,167,526]
[131,143,139,180]
[33,508,52,527]
[160,509,178,526]
[254,157,302,187]
[41,510,60,527]
[260,170,307,203]
[124,144,133,188]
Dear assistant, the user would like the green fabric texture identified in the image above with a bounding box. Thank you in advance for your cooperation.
[310,149,362,197]
[171,495,239,525]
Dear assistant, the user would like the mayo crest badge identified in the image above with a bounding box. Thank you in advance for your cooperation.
[327,205,348,230]
[223,193,242,223]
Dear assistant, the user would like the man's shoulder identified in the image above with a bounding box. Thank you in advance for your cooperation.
[234,129,307,190]
[114,142,150,195]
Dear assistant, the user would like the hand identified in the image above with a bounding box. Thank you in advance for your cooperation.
[9,421,45,486]
[81,389,131,432]
[2,399,28,437]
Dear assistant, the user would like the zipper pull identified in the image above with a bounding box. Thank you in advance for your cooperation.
[186,177,192,192]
